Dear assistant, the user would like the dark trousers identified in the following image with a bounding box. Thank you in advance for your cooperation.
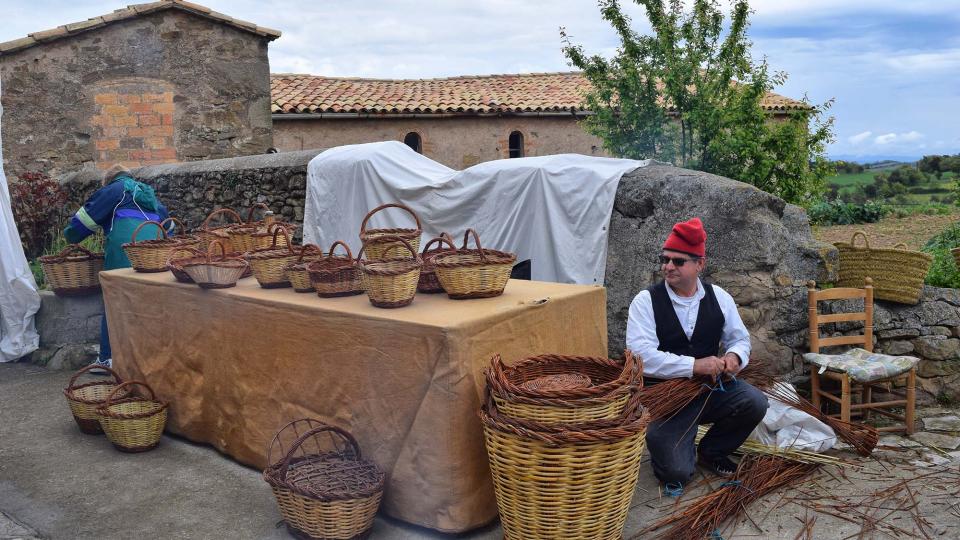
[646,379,768,484]
[99,316,111,361]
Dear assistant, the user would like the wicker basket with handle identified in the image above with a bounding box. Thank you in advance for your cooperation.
[96,380,168,453]
[263,419,385,540]
[39,244,104,297]
[358,203,422,261]
[433,228,517,299]
[166,245,204,283]
[417,233,457,294]
[834,231,932,305]
[306,241,365,298]
[357,237,422,308]
[122,219,200,273]
[181,240,249,289]
[283,244,326,293]
[227,203,273,253]
[195,208,243,253]
[244,226,304,288]
[63,364,128,435]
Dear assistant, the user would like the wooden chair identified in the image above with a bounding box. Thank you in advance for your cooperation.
[806,277,916,434]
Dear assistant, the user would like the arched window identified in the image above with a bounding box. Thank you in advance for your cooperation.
[508,131,524,158]
[404,132,422,153]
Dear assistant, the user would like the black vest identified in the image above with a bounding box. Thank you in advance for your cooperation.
[648,280,725,360]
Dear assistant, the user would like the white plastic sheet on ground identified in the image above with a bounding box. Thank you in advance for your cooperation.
[749,382,837,452]
[0,80,41,362]
[304,141,646,285]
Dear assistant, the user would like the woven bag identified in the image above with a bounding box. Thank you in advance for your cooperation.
[283,244,325,293]
[263,419,384,540]
[244,226,304,288]
[195,208,244,253]
[306,241,365,298]
[433,228,517,299]
[39,244,104,297]
[62,364,127,435]
[358,203,422,260]
[417,233,457,294]
[122,219,199,273]
[357,237,422,308]
[97,380,168,453]
[834,231,932,304]
[181,240,250,289]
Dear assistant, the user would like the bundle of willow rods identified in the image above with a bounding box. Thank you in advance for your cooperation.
[638,454,821,540]
[637,377,709,422]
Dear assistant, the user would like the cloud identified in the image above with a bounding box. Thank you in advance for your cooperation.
[900,131,924,142]
[883,49,960,73]
[873,131,925,145]
[874,133,898,145]
[848,131,873,145]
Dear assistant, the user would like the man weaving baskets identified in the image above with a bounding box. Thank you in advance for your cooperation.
[626,217,767,494]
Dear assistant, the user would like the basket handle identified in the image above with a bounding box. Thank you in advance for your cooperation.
[421,233,456,255]
[131,220,166,243]
[460,228,488,262]
[377,236,418,261]
[245,202,271,223]
[327,240,354,259]
[360,203,422,234]
[850,231,869,249]
[67,363,122,389]
[277,425,362,482]
[166,246,203,266]
[296,243,323,262]
[159,217,185,236]
[266,224,291,250]
[206,240,228,262]
[58,244,97,258]
[201,208,243,230]
[104,380,156,408]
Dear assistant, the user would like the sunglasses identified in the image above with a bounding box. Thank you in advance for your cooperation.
[658,255,701,267]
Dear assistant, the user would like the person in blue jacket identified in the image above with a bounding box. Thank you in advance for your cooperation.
[63,164,171,371]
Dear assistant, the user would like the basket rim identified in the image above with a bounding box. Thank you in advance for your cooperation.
[97,396,169,419]
[833,241,934,262]
[433,248,516,268]
[39,245,104,263]
[263,454,386,502]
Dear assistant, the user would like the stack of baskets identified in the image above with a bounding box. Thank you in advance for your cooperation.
[834,231,933,304]
[39,245,104,297]
[263,418,384,540]
[481,352,649,540]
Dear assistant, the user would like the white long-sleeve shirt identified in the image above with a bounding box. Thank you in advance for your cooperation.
[626,279,752,379]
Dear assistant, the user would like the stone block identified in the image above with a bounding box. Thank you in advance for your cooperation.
[918,359,960,378]
[923,415,960,432]
[879,340,914,355]
[35,291,103,347]
[912,336,960,361]
[910,431,960,450]
[877,327,921,339]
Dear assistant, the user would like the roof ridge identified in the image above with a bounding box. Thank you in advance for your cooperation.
[269,71,586,83]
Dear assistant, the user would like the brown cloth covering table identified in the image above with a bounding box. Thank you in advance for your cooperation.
[99,269,608,533]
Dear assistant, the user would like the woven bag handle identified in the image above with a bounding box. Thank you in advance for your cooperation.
[360,203,422,235]
[104,380,156,408]
[265,418,328,467]
[296,243,323,263]
[421,233,456,256]
[245,202,271,223]
[460,228,488,262]
[56,244,98,259]
[850,231,870,249]
[277,425,362,482]
[131,220,166,243]
[327,240,354,259]
[67,363,122,390]
[201,208,243,230]
[159,217,185,236]
[166,246,203,266]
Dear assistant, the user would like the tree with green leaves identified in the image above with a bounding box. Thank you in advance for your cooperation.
[561,0,835,206]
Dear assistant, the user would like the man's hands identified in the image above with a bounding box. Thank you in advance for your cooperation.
[693,353,742,379]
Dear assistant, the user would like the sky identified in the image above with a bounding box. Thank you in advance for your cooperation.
[2,0,958,162]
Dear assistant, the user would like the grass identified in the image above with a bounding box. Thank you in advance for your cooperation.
[828,170,956,205]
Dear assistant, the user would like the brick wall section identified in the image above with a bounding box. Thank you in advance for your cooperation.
[91,88,177,168]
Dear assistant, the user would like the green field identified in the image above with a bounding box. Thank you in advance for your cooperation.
[828,167,956,205]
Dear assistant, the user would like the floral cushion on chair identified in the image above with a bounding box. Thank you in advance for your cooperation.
[803,348,919,383]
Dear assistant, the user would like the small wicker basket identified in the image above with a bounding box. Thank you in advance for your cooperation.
[244,226,304,288]
[62,364,127,435]
[251,221,299,250]
[417,233,457,294]
[122,220,199,273]
[39,244,104,297]
[263,419,385,540]
[834,231,932,305]
[307,241,365,298]
[97,380,169,453]
[358,237,422,308]
[433,228,517,299]
[227,203,273,253]
[166,245,205,283]
[181,240,250,289]
[284,244,326,293]
[195,208,244,253]
[358,203,422,260]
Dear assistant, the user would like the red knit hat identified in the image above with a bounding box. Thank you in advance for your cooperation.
[662,217,706,257]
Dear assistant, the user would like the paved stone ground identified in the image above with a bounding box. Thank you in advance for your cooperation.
[2,362,959,539]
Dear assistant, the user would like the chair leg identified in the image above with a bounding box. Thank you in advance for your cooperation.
[810,368,821,413]
[862,384,872,421]
[905,368,916,435]
[841,375,852,424]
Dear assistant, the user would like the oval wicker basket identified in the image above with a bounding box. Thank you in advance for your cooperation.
[96,380,168,453]
[480,393,649,540]
[182,240,249,289]
[283,244,325,293]
[263,419,385,540]
[62,364,128,435]
[244,226,304,288]
[834,231,933,305]
[195,208,244,253]
[122,220,200,273]
[357,237,422,308]
[307,241,365,298]
[358,203,422,260]
[39,244,104,297]
[417,233,457,294]
[166,245,205,283]
[433,229,517,299]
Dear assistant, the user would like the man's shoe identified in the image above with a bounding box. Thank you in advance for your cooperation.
[88,358,112,375]
[697,453,738,477]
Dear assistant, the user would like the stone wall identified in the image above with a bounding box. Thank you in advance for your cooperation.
[32,291,102,370]
[0,9,274,181]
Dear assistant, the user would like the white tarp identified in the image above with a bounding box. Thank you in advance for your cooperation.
[749,383,837,452]
[0,80,41,362]
[303,141,646,285]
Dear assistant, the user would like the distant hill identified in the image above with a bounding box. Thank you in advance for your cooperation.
[829,154,922,165]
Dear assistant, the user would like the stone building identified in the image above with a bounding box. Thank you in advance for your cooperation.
[0,0,279,181]
[270,72,810,170]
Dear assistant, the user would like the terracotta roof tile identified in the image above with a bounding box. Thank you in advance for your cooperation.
[270,72,809,116]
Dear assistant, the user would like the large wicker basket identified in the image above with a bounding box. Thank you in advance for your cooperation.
[96,380,168,453]
[358,203,422,260]
[834,231,932,304]
[263,419,385,540]
[181,240,250,289]
[284,244,326,293]
[433,228,516,299]
[480,393,649,540]
[195,208,244,253]
[62,364,127,435]
[357,237,422,308]
[417,233,456,294]
[487,352,640,424]
[244,226,304,288]
[122,219,200,273]
[39,245,104,297]
[307,241,365,298]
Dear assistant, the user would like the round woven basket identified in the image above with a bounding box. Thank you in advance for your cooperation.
[357,237,422,308]
[263,419,385,540]
[434,229,516,299]
[62,364,128,435]
[480,394,649,540]
[182,240,249,289]
[195,208,244,253]
[358,203,422,261]
[834,231,932,305]
[417,233,457,294]
[96,380,168,453]
[39,244,104,297]
[122,219,200,273]
[307,241,365,298]
[487,352,640,424]
[284,244,326,293]
[244,226,304,288]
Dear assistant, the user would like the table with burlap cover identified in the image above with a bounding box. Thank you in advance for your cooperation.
[99,268,607,533]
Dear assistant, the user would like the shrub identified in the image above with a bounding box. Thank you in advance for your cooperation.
[10,171,69,259]
[922,223,960,288]
[808,199,890,225]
